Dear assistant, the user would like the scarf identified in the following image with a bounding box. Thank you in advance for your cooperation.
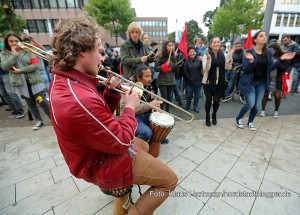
[207,49,225,85]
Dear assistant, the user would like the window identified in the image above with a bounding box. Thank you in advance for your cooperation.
[50,0,58,8]
[11,0,23,9]
[75,0,79,8]
[283,15,289,26]
[40,0,50,8]
[58,0,67,8]
[23,0,32,8]
[27,20,37,33]
[289,15,295,26]
[66,0,75,8]
[276,15,282,26]
[31,0,40,8]
[36,20,47,33]
[51,19,60,29]
[296,16,300,26]
[293,0,299,3]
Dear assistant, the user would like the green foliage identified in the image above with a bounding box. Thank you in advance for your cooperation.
[168,31,175,42]
[0,5,26,36]
[185,20,203,46]
[84,0,135,45]
[203,7,218,28]
[211,0,264,41]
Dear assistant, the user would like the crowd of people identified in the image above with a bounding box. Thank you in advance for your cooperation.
[0,17,299,214]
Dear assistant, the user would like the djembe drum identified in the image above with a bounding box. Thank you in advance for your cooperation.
[148,112,175,157]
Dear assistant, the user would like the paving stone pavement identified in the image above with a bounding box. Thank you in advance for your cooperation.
[0,108,300,214]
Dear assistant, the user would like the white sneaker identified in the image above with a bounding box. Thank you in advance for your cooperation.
[259,110,266,117]
[248,122,256,131]
[8,114,17,119]
[32,120,44,130]
[16,112,25,119]
[273,111,279,119]
[236,118,244,129]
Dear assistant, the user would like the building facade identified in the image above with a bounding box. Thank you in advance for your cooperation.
[8,0,124,48]
[269,0,300,42]
[136,17,168,43]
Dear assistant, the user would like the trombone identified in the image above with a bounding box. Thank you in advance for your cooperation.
[18,42,195,123]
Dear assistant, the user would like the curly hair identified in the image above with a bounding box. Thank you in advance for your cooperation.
[51,16,102,71]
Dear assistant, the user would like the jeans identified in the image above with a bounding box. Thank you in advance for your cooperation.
[0,75,11,105]
[1,74,24,115]
[291,67,299,92]
[135,112,153,142]
[186,83,202,110]
[24,82,50,122]
[225,71,239,96]
[172,77,183,105]
[129,138,178,215]
[237,81,266,123]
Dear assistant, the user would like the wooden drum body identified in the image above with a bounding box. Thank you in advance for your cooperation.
[148,112,175,157]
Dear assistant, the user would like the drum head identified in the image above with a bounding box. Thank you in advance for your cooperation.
[150,112,175,127]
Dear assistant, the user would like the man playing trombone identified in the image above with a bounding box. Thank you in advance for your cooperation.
[49,17,177,215]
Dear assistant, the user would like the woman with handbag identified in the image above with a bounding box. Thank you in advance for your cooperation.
[236,30,294,130]
[1,32,50,130]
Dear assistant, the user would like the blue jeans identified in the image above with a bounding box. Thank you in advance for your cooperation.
[291,67,299,92]
[173,77,182,105]
[135,112,153,142]
[1,74,24,115]
[237,81,265,123]
[186,83,202,110]
[225,71,239,96]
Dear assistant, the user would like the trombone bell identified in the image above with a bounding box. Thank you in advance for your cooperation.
[18,42,52,61]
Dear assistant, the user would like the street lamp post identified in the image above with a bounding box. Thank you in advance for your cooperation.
[262,0,275,38]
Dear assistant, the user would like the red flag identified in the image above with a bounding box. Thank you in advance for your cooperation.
[282,72,290,96]
[244,29,252,49]
[178,25,188,59]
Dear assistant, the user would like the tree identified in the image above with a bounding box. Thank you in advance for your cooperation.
[211,0,264,44]
[203,8,218,28]
[168,32,175,42]
[84,0,135,46]
[185,20,203,46]
[0,2,26,36]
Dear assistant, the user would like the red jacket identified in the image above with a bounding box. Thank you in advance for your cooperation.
[49,67,137,190]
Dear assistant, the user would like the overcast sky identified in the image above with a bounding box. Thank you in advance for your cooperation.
[131,0,221,35]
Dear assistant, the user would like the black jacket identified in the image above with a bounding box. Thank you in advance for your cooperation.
[184,57,203,86]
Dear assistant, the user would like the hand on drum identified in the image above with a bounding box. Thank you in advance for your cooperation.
[124,90,140,110]
[150,100,163,107]
[150,100,163,111]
